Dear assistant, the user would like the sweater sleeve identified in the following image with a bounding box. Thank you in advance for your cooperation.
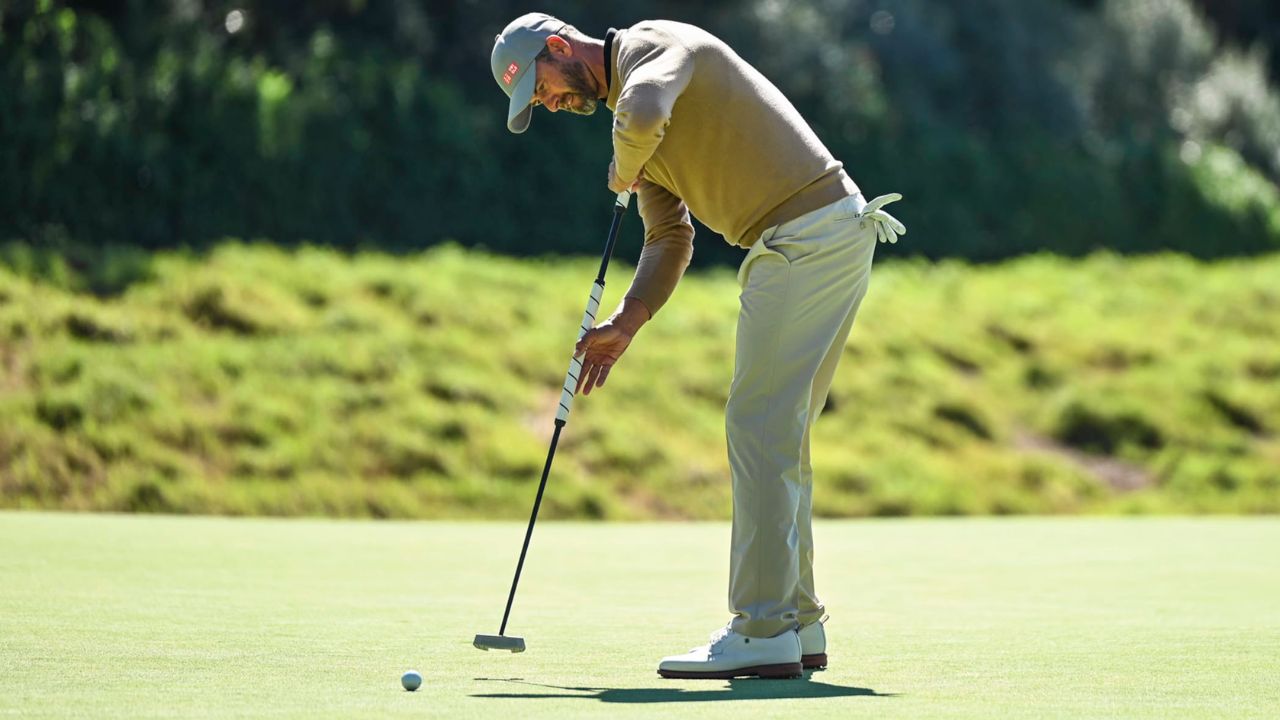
[612,40,694,186]
[623,179,695,316]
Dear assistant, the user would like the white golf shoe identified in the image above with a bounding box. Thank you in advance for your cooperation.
[798,617,828,669]
[657,625,803,679]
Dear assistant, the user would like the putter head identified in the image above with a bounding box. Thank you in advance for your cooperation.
[473,634,526,653]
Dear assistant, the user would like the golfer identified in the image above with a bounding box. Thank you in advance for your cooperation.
[491,13,904,679]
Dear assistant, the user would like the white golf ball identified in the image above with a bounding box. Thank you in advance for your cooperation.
[401,669,422,691]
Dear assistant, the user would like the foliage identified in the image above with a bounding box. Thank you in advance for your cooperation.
[3,1,1280,263]
[1,245,1276,519]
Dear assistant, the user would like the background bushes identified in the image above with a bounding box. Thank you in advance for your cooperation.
[3,1,1279,519]
[4,0,1280,275]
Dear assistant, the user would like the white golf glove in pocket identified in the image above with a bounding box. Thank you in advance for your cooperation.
[860,193,906,244]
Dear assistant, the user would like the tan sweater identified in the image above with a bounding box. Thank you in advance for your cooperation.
[606,20,859,315]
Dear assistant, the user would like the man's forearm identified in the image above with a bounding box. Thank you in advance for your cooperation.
[611,296,652,336]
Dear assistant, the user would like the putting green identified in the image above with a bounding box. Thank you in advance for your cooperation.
[1,513,1277,718]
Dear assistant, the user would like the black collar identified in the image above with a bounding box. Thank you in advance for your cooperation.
[604,28,617,93]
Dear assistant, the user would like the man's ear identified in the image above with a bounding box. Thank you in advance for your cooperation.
[545,34,573,57]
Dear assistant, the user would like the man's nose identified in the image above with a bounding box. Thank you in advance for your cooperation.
[546,95,561,112]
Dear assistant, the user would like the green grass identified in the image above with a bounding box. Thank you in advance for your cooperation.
[2,512,1278,718]
[1,245,1278,518]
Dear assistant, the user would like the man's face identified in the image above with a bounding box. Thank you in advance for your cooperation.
[531,50,598,116]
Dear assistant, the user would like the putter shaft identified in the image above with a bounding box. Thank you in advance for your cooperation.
[498,421,563,636]
[487,191,631,643]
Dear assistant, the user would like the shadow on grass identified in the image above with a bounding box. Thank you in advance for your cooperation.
[471,672,896,703]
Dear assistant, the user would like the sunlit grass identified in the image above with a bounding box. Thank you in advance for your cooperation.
[1,245,1277,518]
[2,513,1278,718]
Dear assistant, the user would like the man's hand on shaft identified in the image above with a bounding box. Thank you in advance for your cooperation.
[607,157,643,194]
[574,297,651,396]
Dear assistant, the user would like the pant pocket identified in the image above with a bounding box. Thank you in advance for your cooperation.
[737,225,786,290]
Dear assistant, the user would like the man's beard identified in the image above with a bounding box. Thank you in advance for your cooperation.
[558,59,599,116]
[561,94,598,115]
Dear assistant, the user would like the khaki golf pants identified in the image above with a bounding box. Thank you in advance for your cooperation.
[727,192,877,639]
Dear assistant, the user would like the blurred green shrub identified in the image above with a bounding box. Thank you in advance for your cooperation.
[2,0,1280,269]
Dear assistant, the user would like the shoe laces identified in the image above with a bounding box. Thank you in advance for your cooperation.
[703,625,734,656]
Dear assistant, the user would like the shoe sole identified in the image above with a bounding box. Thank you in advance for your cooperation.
[802,653,827,670]
[658,661,803,680]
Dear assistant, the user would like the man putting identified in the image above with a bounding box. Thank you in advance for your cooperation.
[491,13,904,680]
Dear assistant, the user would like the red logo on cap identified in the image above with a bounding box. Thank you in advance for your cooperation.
[503,62,520,85]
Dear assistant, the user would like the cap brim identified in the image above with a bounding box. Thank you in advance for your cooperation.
[506,69,536,134]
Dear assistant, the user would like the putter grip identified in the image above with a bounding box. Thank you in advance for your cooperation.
[556,280,605,423]
[616,190,632,209]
